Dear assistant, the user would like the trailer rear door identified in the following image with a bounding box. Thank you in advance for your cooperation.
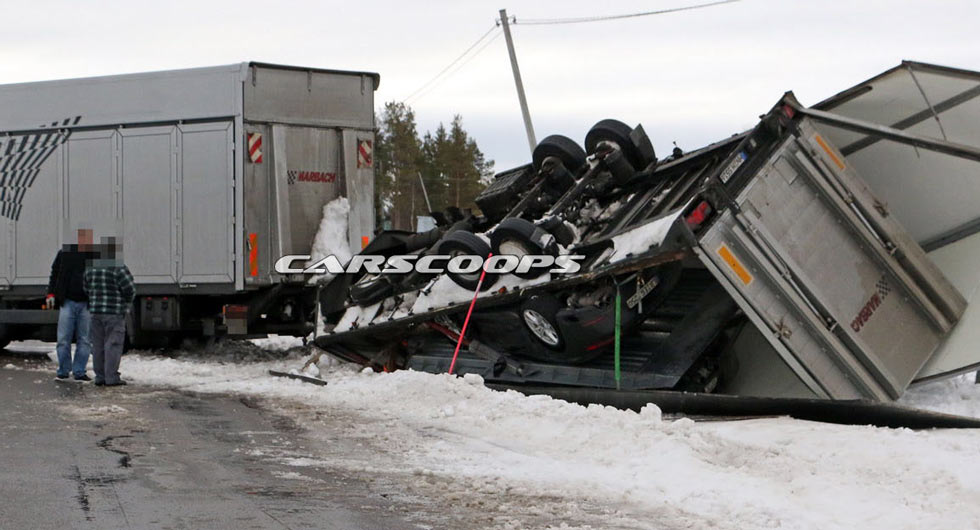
[811,61,980,383]
[696,120,965,400]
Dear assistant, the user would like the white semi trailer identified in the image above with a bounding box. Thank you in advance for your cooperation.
[0,62,377,347]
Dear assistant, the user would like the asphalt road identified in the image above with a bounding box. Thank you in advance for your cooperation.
[0,350,423,530]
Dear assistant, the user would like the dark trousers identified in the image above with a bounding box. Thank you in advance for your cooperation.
[91,313,126,385]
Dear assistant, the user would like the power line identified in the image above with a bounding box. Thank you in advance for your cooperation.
[513,0,740,26]
[402,25,499,103]
[401,0,740,104]
[407,30,503,104]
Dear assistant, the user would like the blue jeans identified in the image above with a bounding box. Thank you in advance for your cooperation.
[56,300,91,378]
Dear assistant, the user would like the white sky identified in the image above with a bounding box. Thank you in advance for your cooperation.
[3,0,979,170]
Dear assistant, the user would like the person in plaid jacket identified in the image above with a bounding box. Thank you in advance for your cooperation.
[83,237,135,387]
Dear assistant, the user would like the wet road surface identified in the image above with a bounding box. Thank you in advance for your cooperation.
[0,351,423,530]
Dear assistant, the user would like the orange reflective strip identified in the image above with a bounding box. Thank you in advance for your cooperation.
[814,134,846,170]
[717,244,753,285]
[361,236,370,249]
[248,233,259,276]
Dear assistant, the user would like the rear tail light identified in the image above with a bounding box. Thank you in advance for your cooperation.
[685,200,713,230]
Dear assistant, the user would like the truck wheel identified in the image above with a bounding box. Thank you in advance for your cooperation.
[532,135,587,173]
[436,231,499,291]
[585,119,648,169]
[490,218,558,278]
[521,295,564,349]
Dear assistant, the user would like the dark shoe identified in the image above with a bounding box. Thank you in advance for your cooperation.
[73,374,92,382]
[106,380,128,387]
[94,380,105,387]
[55,374,69,380]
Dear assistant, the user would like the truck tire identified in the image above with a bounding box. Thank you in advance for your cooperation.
[490,218,558,278]
[436,231,498,291]
[585,119,648,169]
[532,135,587,173]
[521,295,564,350]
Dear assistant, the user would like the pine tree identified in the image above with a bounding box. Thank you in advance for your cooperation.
[422,115,494,213]
[375,103,494,230]
[420,125,450,212]
[375,102,425,231]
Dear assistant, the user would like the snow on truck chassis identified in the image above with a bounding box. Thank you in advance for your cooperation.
[318,61,980,406]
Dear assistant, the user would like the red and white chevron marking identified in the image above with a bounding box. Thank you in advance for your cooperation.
[247,132,263,164]
[357,139,373,168]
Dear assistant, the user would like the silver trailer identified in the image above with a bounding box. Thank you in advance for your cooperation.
[0,62,378,345]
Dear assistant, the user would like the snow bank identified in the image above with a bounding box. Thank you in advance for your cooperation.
[62,349,980,530]
[306,197,352,285]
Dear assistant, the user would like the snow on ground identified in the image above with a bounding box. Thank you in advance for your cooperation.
[248,334,306,352]
[901,371,980,417]
[18,339,978,530]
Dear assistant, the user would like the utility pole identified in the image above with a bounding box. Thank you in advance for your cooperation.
[417,172,433,212]
[499,9,537,153]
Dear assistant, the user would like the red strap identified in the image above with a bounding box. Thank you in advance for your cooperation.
[448,253,493,375]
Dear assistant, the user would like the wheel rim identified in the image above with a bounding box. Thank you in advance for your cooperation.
[523,309,560,346]
[499,239,531,258]
[450,250,482,281]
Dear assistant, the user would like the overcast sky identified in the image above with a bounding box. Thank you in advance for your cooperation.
[3,0,978,170]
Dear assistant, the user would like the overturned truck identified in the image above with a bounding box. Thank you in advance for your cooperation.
[316,61,980,406]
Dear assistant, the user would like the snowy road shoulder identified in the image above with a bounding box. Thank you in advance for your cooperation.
[14,341,980,530]
[83,349,980,528]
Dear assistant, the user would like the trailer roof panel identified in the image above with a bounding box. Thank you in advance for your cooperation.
[810,61,980,248]
[0,62,379,133]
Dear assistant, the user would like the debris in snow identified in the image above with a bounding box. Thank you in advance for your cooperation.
[3,363,17,370]
[303,362,321,377]
[269,369,327,386]
[307,197,352,285]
